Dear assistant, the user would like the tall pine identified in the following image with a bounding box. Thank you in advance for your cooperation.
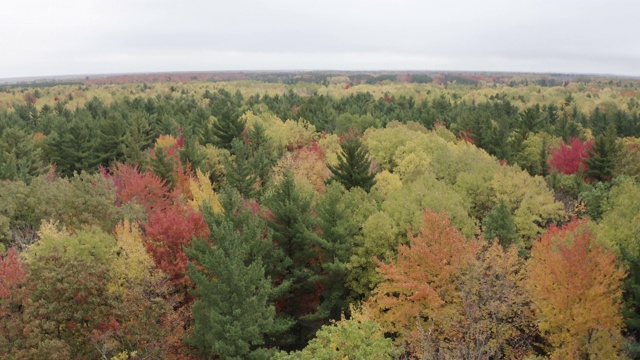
[186,190,290,359]
[328,135,376,192]
[264,172,328,350]
[586,123,621,182]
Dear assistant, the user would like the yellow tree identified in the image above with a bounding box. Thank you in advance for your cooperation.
[188,168,222,214]
[526,219,626,359]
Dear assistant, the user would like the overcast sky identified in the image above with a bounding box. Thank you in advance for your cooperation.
[1,0,639,79]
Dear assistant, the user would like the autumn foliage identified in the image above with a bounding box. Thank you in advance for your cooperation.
[526,219,626,359]
[548,137,593,175]
[367,210,482,356]
[144,204,209,283]
[0,248,25,301]
[110,164,180,213]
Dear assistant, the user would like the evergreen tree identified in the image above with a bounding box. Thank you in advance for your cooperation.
[0,127,48,183]
[123,112,154,167]
[482,200,521,249]
[95,113,127,168]
[186,191,290,359]
[586,123,621,182]
[211,107,246,150]
[264,172,328,350]
[224,138,259,199]
[247,123,278,189]
[328,135,376,192]
[44,113,99,177]
[315,182,376,320]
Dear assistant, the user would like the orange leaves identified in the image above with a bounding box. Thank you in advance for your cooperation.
[526,219,626,359]
[368,210,480,337]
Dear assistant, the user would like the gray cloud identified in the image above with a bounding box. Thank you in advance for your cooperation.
[1,0,639,78]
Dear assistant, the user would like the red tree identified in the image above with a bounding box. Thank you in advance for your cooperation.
[143,204,209,284]
[0,248,26,309]
[548,137,593,175]
[110,164,180,213]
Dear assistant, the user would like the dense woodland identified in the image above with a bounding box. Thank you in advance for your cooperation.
[1,73,640,359]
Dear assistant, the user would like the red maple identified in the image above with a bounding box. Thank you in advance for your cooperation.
[0,248,26,302]
[548,137,593,175]
[111,164,180,213]
[143,204,209,283]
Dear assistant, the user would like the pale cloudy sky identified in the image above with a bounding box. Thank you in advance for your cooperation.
[1,0,638,79]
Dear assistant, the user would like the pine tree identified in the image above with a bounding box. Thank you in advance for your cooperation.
[482,200,520,249]
[328,135,376,192]
[264,172,327,350]
[247,123,278,189]
[586,123,621,182]
[211,108,246,150]
[186,191,290,359]
[0,127,48,183]
[45,114,99,176]
[123,113,154,167]
[95,113,127,168]
[224,138,259,199]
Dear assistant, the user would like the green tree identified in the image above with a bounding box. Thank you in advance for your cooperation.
[586,123,621,182]
[211,108,246,150]
[123,112,154,167]
[224,138,259,199]
[186,191,290,359]
[328,135,376,192]
[264,172,327,350]
[44,113,99,176]
[0,127,47,183]
[316,183,378,318]
[95,113,127,168]
[482,200,521,249]
[273,309,396,360]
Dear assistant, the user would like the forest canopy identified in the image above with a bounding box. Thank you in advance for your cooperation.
[0,72,639,359]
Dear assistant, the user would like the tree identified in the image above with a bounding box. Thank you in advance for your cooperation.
[144,203,209,284]
[328,135,376,192]
[367,210,481,356]
[44,114,100,176]
[246,122,278,189]
[548,137,593,175]
[455,241,535,359]
[106,219,170,359]
[597,180,640,341]
[586,123,621,182]
[263,172,327,350]
[482,200,521,249]
[123,112,154,167]
[186,190,290,359]
[526,219,626,359]
[224,138,259,199]
[211,108,246,150]
[273,307,396,360]
[316,182,377,319]
[111,163,180,215]
[17,227,120,359]
[0,247,25,309]
[368,210,534,358]
[95,113,127,168]
[0,127,48,183]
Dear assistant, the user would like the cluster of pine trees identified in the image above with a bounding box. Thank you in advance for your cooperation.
[0,79,639,359]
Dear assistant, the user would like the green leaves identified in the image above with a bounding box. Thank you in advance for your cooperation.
[187,190,289,359]
[328,135,376,192]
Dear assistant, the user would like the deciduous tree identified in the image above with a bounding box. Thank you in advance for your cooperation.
[526,219,626,359]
